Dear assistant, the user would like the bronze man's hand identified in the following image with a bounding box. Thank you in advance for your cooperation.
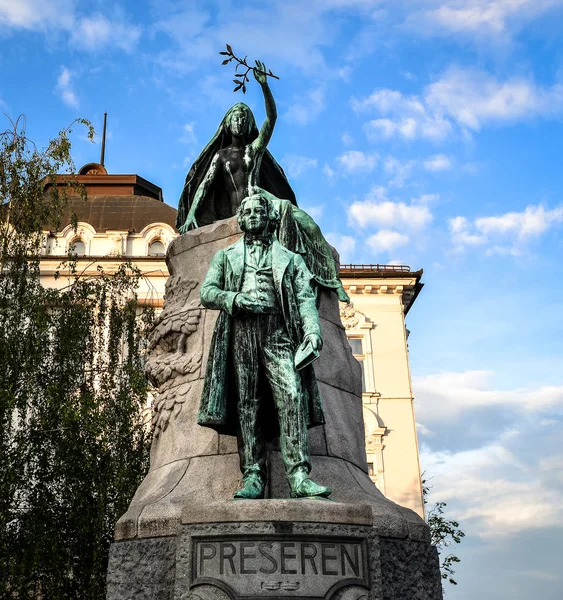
[304,333,323,352]
[253,60,268,85]
[234,293,259,313]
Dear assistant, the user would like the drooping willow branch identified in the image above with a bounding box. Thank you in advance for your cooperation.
[219,44,279,94]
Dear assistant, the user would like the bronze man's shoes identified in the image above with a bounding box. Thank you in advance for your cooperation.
[233,474,265,499]
[290,477,332,499]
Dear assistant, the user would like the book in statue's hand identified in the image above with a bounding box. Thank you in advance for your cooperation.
[294,338,320,371]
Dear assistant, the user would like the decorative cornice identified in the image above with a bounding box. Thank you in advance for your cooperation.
[343,281,410,295]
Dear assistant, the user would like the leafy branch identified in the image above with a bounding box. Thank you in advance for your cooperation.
[219,43,279,94]
[422,474,465,589]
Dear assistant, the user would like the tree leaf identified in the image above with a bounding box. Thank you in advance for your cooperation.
[222,59,229,65]
[219,51,229,56]
[226,43,233,53]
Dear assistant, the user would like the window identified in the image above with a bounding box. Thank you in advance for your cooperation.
[348,338,363,355]
[367,462,374,476]
[70,239,85,256]
[148,240,165,257]
[348,336,366,392]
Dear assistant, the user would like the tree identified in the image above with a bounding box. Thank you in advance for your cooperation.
[0,117,152,599]
[422,474,466,589]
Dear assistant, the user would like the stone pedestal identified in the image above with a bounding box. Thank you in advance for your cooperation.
[106,218,443,599]
[108,500,441,600]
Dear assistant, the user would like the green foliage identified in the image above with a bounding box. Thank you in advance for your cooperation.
[0,118,151,599]
[422,475,466,589]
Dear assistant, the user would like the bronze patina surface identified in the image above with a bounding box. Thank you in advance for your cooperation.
[199,193,331,500]
[176,61,349,302]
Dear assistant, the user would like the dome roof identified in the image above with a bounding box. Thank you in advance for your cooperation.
[47,172,178,233]
[61,194,177,233]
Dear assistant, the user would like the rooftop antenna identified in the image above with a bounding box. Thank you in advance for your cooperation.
[100,112,107,167]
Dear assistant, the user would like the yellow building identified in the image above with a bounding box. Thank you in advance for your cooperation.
[40,168,425,518]
[340,265,425,518]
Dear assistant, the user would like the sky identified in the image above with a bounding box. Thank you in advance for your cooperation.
[1,1,563,597]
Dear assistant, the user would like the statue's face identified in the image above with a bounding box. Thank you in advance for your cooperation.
[229,109,248,137]
[240,198,268,234]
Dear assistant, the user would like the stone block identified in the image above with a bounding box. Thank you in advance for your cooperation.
[107,503,442,600]
[319,381,367,472]
[309,422,329,455]
[266,422,328,456]
[317,285,344,328]
[181,499,373,526]
[107,537,176,600]
[315,317,362,397]
[150,378,218,470]
[174,519,377,600]
[115,459,190,539]
[154,454,242,530]
[218,433,238,454]
[380,538,442,600]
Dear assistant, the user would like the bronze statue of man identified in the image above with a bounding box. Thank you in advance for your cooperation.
[198,191,331,500]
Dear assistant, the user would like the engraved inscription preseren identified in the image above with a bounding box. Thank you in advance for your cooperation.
[192,536,368,598]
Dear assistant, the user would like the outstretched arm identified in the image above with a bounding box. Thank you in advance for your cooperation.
[251,60,277,154]
[179,153,221,233]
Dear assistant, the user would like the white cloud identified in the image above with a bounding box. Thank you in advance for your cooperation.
[0,0,73,31]
[354,89,452,141]
[0,2,141,52]
[414,370,563,425]
[323,163,336,180]
[70,14,141,53]
[180,122,197,145]
[282,154,318,178]
[341,132,354,146]
[449,204,563,254]
[409,0,563,42]
[383,156,416,187]
[366,230,409,253]
[421,437,563,538]
[424,154,452,172]
[426,67,563,130]
[285,87,326,125]
[326,233,356,263]
[354,66,563,141]
[301,204,324,220]
[348,186,433,229]
[55,66,78,109]
[336,150,379,173]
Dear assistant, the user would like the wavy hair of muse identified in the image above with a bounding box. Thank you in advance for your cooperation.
[237,190,280,234]
[224,103,257,138]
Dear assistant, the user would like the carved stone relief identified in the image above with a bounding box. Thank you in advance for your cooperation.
[151,382,192,439]
[186,585,230,600]
[339,302,361,330]
[333,586,369,600]
[145,277,203,440]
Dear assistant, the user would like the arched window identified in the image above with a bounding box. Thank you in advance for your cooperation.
[70,238,86,256]
[148,240,165,257]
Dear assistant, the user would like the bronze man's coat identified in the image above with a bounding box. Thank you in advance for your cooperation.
[198,237,324,439]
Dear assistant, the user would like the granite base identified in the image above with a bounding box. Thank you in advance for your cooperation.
[106,500,442,600]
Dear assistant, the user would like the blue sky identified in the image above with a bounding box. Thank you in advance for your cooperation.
[2,1,563,597]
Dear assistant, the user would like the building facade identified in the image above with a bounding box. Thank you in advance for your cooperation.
[40,163,176,308]
[40,166,425,517]
[339,265,425,517]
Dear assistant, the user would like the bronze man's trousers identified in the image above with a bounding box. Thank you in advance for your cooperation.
[231,312,311,484]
